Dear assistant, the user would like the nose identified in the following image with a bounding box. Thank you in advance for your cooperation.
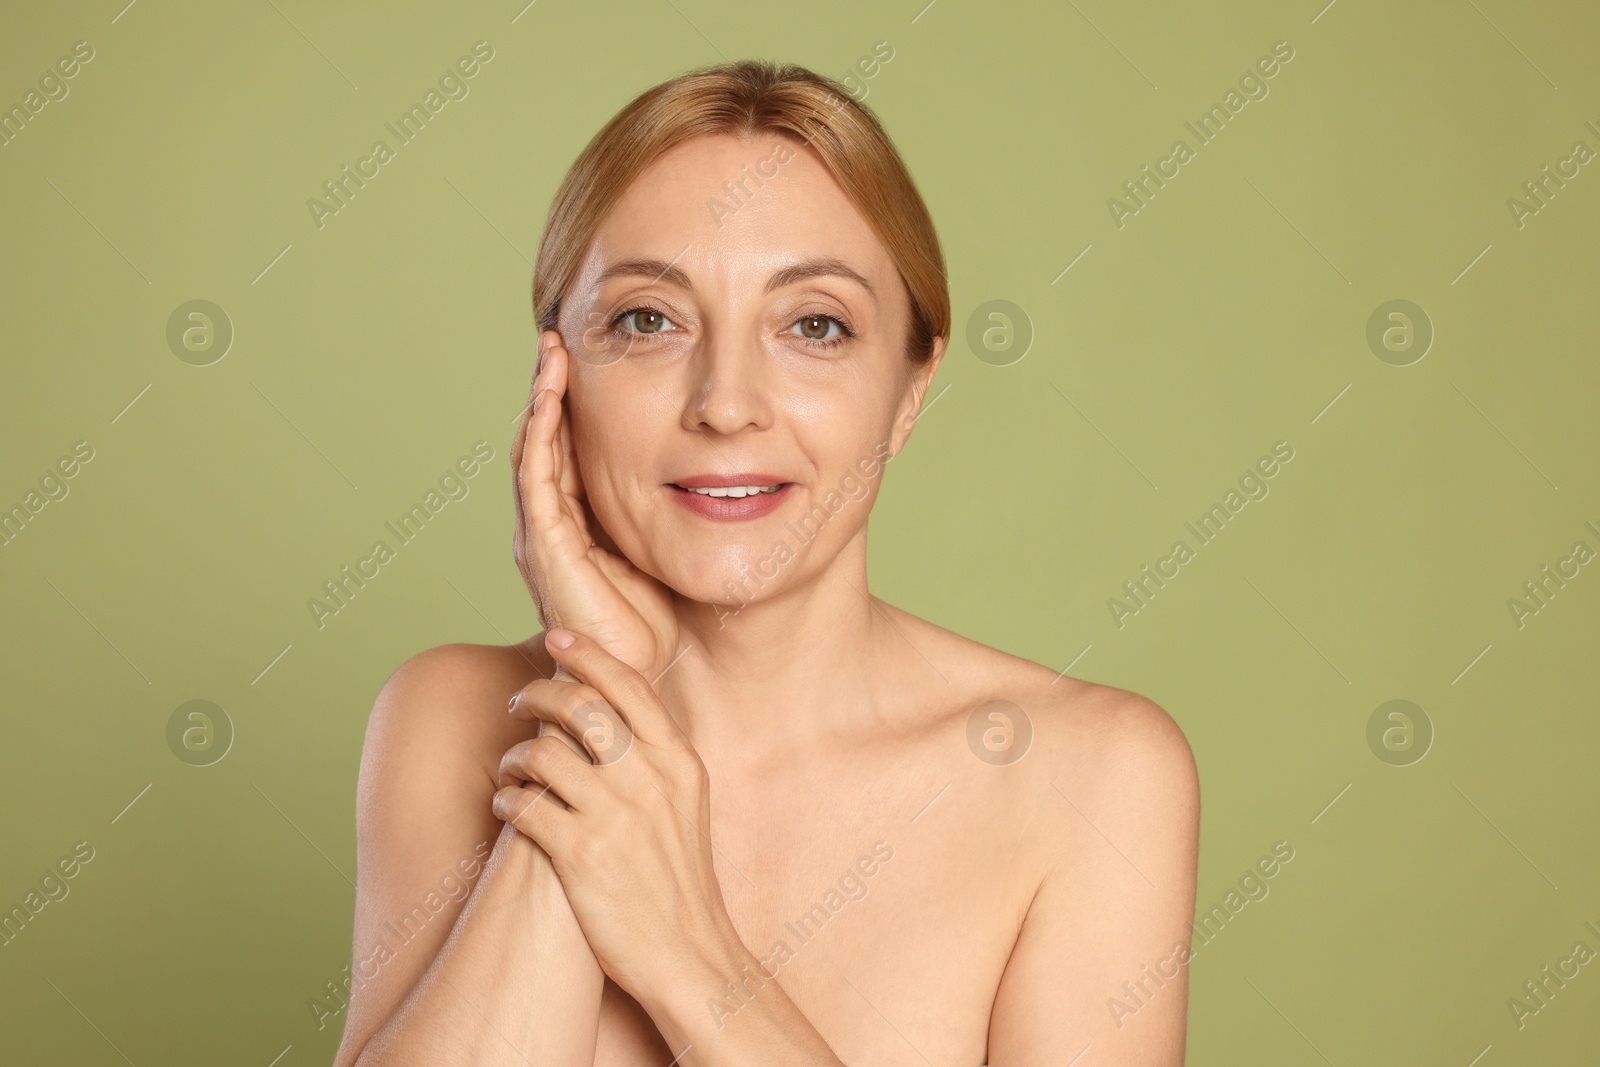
[681,323,774,438]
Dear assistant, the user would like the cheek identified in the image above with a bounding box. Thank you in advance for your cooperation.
[785,415,892,532]
[780,384,894,476]
[569,403,637,512]
[565,378,676,555]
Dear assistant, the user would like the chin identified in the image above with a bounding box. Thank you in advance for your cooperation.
[654,536,802,608]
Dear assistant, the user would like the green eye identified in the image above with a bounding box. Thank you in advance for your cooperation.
[789,314,853,347]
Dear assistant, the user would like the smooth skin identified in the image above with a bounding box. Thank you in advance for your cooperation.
[333,131,1199,1067]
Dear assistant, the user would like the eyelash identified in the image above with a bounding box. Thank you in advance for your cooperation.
[607,305,857,349]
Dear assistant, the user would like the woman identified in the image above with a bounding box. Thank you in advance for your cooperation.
[333,59,1199,1067]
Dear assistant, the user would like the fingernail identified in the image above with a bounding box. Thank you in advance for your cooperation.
[508,692,520,714]
[546,628,576,650]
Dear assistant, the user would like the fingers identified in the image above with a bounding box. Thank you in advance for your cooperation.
[517,335,596,558]
[541,629,682,749]
[512,334,604,634]
[555,385,589,524]
[498,734,602,810]
[509,330,556,496]
[509,334,553,598]
[492,780,575,853]
[509,670,636,765]
[518,333,572,542]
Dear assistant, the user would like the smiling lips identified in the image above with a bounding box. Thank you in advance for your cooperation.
[670,473,794,521]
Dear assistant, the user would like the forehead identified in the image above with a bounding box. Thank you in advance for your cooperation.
[572,132,898,296]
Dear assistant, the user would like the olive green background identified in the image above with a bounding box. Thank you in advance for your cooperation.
[2,0,1597,1063]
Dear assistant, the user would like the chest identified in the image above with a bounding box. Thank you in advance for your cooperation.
[594,760,1033,1066]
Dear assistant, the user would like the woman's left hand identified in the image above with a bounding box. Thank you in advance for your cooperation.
[494,627,748,999]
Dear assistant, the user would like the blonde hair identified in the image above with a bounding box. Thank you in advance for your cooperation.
[532,59,948,365]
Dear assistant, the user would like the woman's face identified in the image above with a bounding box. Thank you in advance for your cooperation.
[553,131,943,609]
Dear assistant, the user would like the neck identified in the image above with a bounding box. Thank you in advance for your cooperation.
[658,527,891,765]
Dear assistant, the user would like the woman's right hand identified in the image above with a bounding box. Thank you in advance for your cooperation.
[511,329,681,690]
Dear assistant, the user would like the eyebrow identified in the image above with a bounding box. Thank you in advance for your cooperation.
[595,256,876,298]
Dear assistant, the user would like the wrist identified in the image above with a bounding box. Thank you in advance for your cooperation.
[634,921,765,1043]
[639,934,841,1067]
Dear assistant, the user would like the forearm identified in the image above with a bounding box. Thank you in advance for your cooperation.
[353,822,603,1066]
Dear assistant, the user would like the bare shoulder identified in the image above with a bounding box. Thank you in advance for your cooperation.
[940,625,1200,903]
[361,638,553,790]
[370,637,552,719]
[1032,673,1195,781]
[1033,679,1199,821]
[1000,656,1198,871]
[887,603,1197,812]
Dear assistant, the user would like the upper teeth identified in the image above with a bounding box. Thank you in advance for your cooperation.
[687,485,781,498]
